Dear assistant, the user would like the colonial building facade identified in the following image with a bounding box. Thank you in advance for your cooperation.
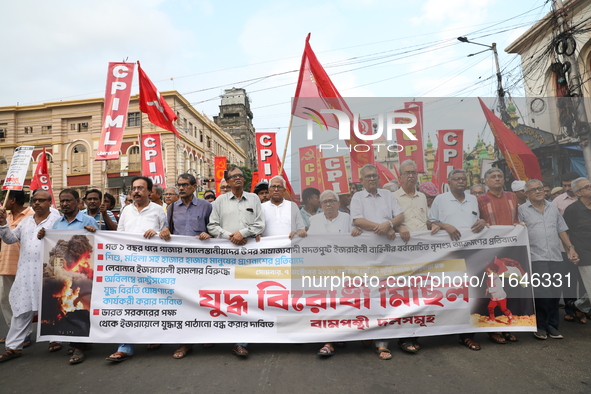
[0,91,247,203]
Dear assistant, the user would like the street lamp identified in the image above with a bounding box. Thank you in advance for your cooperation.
[457,36,508,123]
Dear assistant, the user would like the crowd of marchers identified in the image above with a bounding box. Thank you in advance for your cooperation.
[0,161,590,364]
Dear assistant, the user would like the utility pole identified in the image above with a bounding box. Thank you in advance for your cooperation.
[552,0,591,177]
[458,37,509,123]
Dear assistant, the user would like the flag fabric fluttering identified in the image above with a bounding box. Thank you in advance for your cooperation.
[138,62,179,137]
[478,98,542,181]
[30,147,55,206]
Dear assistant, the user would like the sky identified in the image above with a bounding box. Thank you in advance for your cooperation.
[0,0,552,167]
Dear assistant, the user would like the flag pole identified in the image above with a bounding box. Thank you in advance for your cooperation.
[140,112,144,175]
[278,116,294,175]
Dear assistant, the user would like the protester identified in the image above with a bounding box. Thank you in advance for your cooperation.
[203,189,216,203]
[38,189,98,364]
[219,179,231,194]
[563,177,591,324]
[543,182,552,200]
[419,181,439,214]
[299,187,321,229]
[160,174,212,359]
[207,166,264,358]
[262,176,305,239]
[308,190,361,357]
[338,190,353,214]
[163,187,180,205]
[103,193,117,210]
[254,182,270,203]
[0,190,61,362]
[151,184,166,212]
[350,164,404,360]
[82,189,117,230]
[470,184,486,197]
[518,180,578,340]
[511,180,527,206]
[0,191,33,346]
[430,169,486,350]
[553,171,584,323]
[551,187,564,200]
[393,160,428,353]
[478,168,520,344]
[106,176,169,363]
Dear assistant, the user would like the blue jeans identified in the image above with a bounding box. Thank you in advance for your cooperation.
[118,343,134,354]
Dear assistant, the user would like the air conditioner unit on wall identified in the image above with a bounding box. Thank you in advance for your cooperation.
[81,122,88,127]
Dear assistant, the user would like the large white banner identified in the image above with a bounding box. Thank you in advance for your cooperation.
[38,226,536,343]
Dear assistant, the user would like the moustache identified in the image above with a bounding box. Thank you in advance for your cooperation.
[134,194,141,198]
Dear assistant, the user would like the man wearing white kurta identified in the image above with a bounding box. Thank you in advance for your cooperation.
[0,190,61,361]
[262,176,306,238]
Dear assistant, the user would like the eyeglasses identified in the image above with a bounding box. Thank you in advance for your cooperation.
[221,186,231,190]
[228,174,244,179]
[270,185,285,190]
[164,193,177,196]
[321,199,338,205]
[526,186,544,193]
[363,174,379,180]
[471,191,485,196]
[131,186,146,191]
[31,198,51,203]
[402,171,417,177]
[176,183,191,188]
[579,184,591,191]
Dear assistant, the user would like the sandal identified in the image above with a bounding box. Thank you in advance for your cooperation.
[502,332,518,342]
[460,337,481,351]
[232,345,249,357]
[146,344,161,350]
[0,348,22,362]
[567,301,587,324]
[488,332,506,344]
[106,351,133,362]
[398,339,418,353]
[69,349,85,365]
[317,345,334,357]
[48,342,62,352]
[376,347,392,360]
[173,345,193,359]
[411,339,421,351]
[22,336,32,348]
[564,314,575,322]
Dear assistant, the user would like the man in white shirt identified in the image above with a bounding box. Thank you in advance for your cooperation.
[107,176,169,363]
[262,176,305,238]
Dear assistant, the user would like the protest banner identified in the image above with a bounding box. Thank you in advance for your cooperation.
[319,156,350,195]
[299,145,323,191]
[38,226,535,344]
[214,156,227,195]
[256,132,279,182]
[2,146,34,191]
[140,133,166,187]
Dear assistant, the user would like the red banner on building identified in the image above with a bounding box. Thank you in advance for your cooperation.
[255,132,279,182]
[320,156,350,195]
[214,157,227,195]
[29,147,55,206]
[299,145,324,191]
[432,129,464,192]
[96,62,135,161]
[140,134,166,187]
[395,106,424,173]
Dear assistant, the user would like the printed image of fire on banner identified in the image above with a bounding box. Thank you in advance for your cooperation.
[40,235,94,337]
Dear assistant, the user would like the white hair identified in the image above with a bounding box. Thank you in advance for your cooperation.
[269,175,286,187]
[319,190,339,202]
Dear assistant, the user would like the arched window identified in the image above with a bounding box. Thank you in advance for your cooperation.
[128,146,140,171]
[71,144,88,173]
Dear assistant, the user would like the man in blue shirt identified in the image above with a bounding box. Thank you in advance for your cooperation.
[40,188,98,364]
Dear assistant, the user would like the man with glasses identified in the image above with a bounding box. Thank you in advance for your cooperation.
[107,176,169,363]
[519,180,577,340]
[350,164,404,360]
[163,187,180,205]
[262,176,305,239]
[470,184,486,197]
[159,173,212,359]
[208,166,264,358]
[0,190,61,362]
[219,179,231,195]
[203,190,216,203]
[430,169,488,351]
[563,177,591,324]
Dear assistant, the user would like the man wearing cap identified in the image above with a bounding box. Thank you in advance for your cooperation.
[551,187,564,200]
[419,181,439,217]
[511,181,527,206]
[254,182,270,204]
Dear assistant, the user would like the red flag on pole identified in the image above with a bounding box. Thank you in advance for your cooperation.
[478,98,542,181]
[291,34,353,130]
[138,62,179,137]
[30,147,55,206]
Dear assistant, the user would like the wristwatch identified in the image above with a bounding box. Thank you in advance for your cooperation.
[389,221,395,229]
[567,245,575,249]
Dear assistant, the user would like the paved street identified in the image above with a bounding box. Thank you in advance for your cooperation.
[0,309,590,394]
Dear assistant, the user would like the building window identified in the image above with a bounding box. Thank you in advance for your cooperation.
[71,144,89,173]
[128,112,141,127]
[207,136,211,149]
[41,125,52,135]
[200,130,203,142]
[106,156,121,172]
[128,146,140,171]
[24,126,33,134]
[0,125,6,139]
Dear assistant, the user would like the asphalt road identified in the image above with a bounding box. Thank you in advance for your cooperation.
[0,310,590,394]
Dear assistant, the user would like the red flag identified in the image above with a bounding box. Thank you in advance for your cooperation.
[138,62,179,137]
[250,172,259,193]
[431,130,464,192]
[376,162,397,185]
[291,34,353,130]
[214,157,227,195]
[478,98,542,181]
[30,147,55,206]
